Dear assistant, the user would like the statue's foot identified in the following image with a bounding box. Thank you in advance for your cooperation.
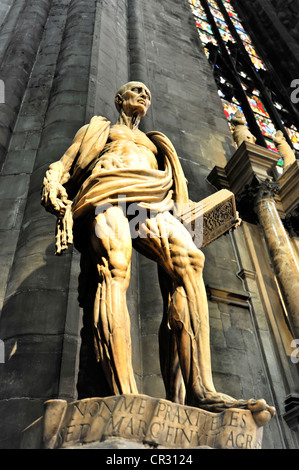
[191,391,275,426]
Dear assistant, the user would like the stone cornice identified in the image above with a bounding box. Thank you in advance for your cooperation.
[207,142,299,224]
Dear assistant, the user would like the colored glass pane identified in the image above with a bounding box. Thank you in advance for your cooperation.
[230,17,244,32]
[221,99,243,121]
[203,47,210,58]
[247,95,269,118]
[207,0,219,10]
[210,6,225,21]
[238,30,252,44]
[195,18,213,35]
[192,8,208,20]
[255,114,276,139]
[265,138,279,153]
[189,1,207,20]
[198,29,218,45]
[286,126,299,150]
[219,27,233,42]
[243,42,258,57]
[189,0,203,6]
[249,55,267,71]
[222,0,238,18]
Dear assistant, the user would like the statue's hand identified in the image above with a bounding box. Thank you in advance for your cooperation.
[41,181,69,218]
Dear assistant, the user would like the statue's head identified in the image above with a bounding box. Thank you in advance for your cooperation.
[231,110,246,126]
[115,81,151,119]
[274,130,285,143]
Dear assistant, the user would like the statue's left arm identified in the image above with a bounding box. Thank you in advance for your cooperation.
[41,124,89,218]
[41,116,110,254]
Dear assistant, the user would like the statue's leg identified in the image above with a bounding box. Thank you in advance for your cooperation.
[157,265,186,404]
[135,211,275,419]
[90,206,138,395]
[134,210,216,404]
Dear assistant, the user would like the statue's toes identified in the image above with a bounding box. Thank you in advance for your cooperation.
[248,399,276,426]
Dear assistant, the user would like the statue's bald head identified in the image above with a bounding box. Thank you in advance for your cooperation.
[114,82,151,117]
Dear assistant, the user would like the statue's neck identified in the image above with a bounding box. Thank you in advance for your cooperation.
[117,110,141,130]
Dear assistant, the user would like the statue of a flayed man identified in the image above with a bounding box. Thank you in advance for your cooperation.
[41,82,275,422]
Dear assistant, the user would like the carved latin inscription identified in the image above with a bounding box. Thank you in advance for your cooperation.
[43,395,263,449]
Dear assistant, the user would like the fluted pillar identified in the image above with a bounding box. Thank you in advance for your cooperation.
[254,182,299,339]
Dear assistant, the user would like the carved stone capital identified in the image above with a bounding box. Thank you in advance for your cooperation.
[254,178,280,204]
[21,394,271,449]
[236,176,280,223]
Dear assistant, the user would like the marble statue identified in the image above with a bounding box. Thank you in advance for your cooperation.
[41,82,274,421]
[274,130,296,171]
[231,110,257,147]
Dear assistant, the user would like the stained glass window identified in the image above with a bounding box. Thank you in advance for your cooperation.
[221,99,242,121]
[187,0,298,158]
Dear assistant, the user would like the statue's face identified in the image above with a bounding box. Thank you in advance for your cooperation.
[116,82,151,118]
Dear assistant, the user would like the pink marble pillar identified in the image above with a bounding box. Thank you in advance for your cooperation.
[255,196,299,339]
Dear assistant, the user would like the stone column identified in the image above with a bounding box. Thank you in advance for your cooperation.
[254,180,299,340]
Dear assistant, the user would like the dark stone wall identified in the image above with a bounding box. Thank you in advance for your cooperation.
[0,0,296,449]
[0,0,97,448]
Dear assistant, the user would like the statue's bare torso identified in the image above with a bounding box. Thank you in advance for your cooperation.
[95,124,158,171]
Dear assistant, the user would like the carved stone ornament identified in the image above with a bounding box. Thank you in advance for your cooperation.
[274,130,296,171]
[39,82,275,445]
[231,110,257,148]
[22,394,273,449]
[236,176,280,223]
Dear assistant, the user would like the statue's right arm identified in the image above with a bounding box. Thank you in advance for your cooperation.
[41,124,89,218]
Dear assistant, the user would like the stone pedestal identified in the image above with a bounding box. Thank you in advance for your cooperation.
[21,394,267,450]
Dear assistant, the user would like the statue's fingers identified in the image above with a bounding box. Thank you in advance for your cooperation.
[48,190,61,213]
[55,221,62,255]
[61,217,67,247]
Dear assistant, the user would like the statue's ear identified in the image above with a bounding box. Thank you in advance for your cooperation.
[115,93,123,111]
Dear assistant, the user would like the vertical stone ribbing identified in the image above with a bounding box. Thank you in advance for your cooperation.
[86,0,129,122]
[0,0,13,27]
[0,0,53,169]
[127,0,153,131]
[0,0,27,62]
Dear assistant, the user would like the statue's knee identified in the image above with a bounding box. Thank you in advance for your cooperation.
[109,250,130,280]
[189,249,205,272]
